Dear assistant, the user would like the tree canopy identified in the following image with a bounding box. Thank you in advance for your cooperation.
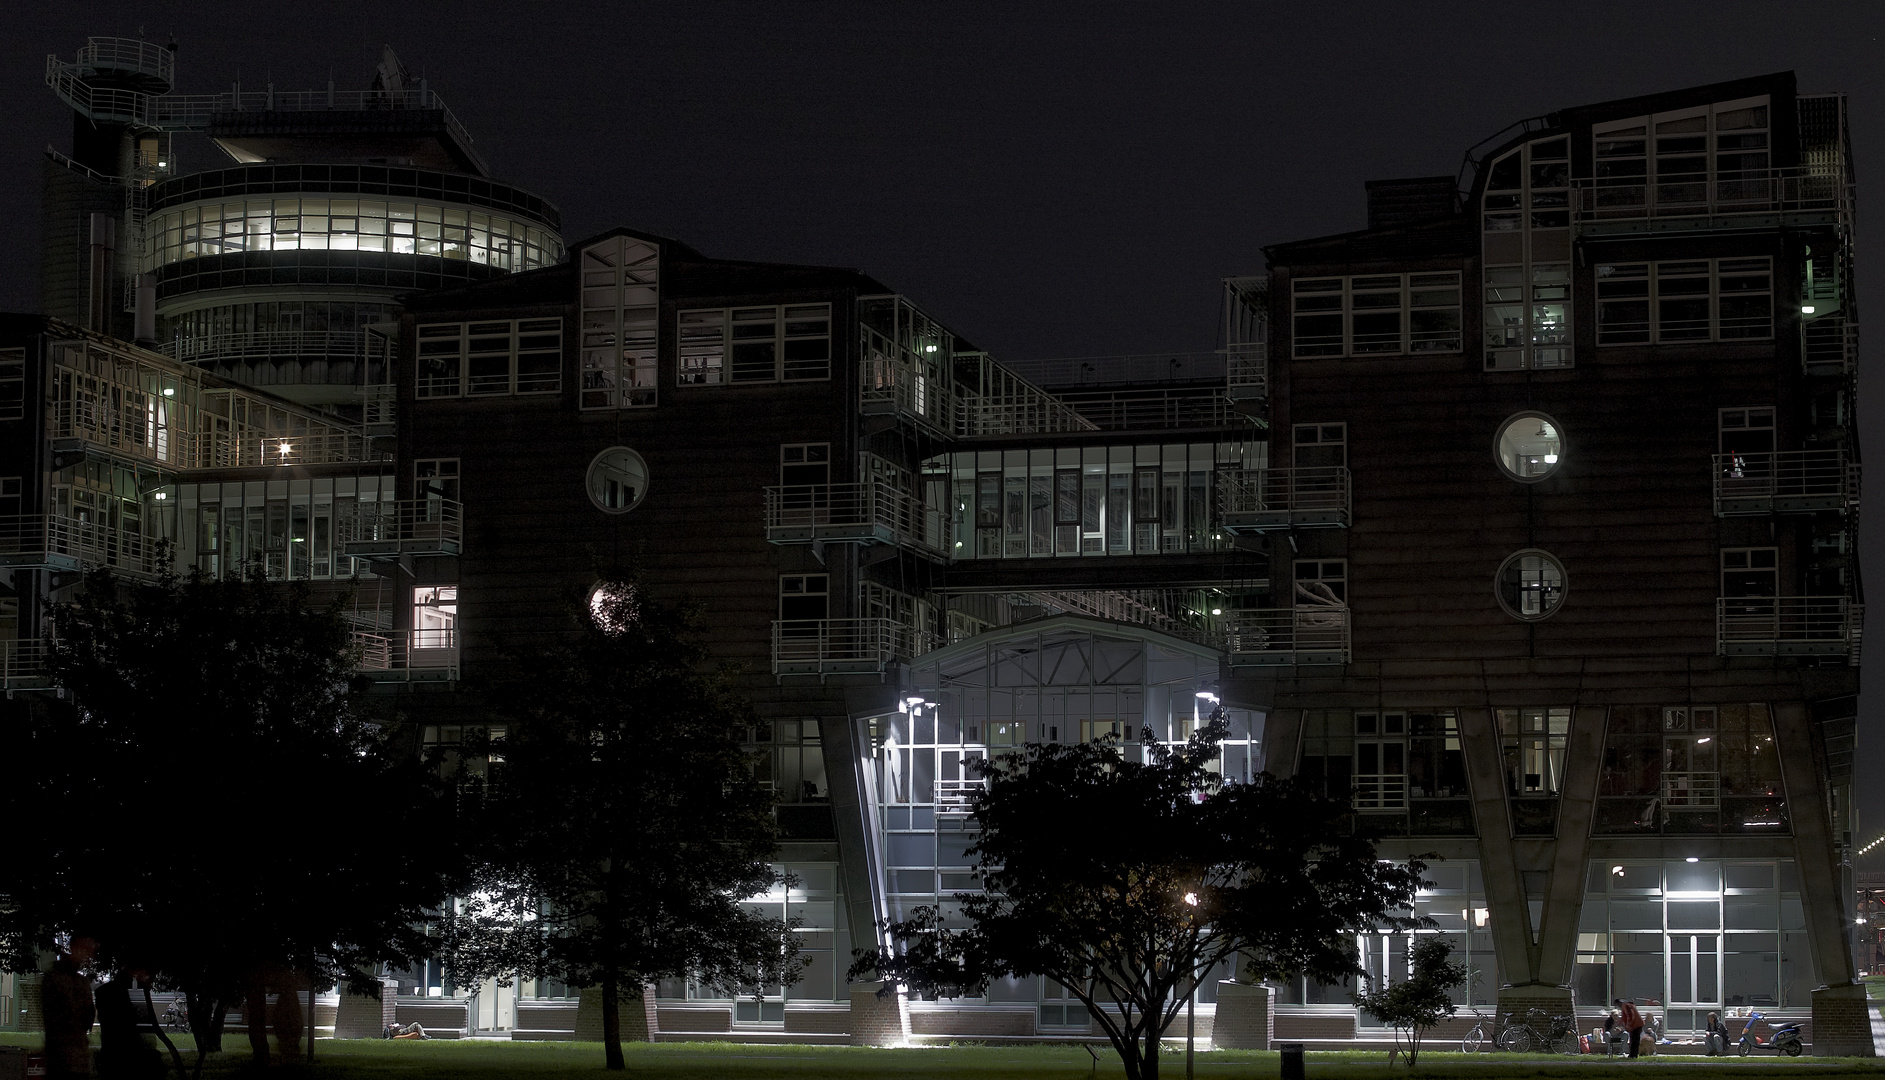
[0,565,451,1070]
[852,708,1424,1080]
[1353,935,1466,1067]
[442,582,801,1070]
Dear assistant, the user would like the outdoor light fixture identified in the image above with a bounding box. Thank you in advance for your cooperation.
[1802,305,1816,314]
[1195,691,1218,703]
[1686,857,1699,863]
[278,441,293,455]
[1612,865,1626,876]
[1210,607,1222,615]
[162,387,174,396]
[1183,892,1199,907]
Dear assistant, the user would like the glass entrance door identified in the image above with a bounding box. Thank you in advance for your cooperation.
[1667,934,1721,1033]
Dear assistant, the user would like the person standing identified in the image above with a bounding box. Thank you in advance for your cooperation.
[1614,998,1645,1058]
[43,937,98,1080]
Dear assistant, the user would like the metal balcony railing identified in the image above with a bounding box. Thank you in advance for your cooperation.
[1224,606,1350,666]
[1662,771,1721,809]
[0,514,164,576]
[1353,774,1407,811]
[1713,450,1858,515]
[2,639,52,690]
[859,354,956,434]
[359,385,397,433]
[1051,388,1248,432]
[162,330,368,365]
[48,400,183,467]
[1216,467,1351,532]
[934,779,985,816]
[1802,314,1857,376]
[1225,342,1267,402]
[763,482,949,556]
[352,628,458,682]
[1571,166,1852,229]
[772,618,941,677]
[954,389,1097,436]
[181,430,391,469]
[338,498,462,558]
[1717,596,1861,664]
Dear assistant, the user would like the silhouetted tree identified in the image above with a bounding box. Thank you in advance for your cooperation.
[852,709,1425,1080]
[1353,936,1466,1066]
[443,582,802,1071]
[0,565,451,1075]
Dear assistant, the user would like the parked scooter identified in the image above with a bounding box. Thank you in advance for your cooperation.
[1737,1011,1803,1056]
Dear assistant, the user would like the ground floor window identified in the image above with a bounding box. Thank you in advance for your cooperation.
[1575,858,1810,1031]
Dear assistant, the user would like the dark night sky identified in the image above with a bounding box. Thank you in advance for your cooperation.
[7,3,1885,843]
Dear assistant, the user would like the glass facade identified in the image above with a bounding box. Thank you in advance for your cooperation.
[1596,704,1787,834]
[147,197,562,273]
[1577,859,1810,1032]
[929,442,1259,559]
[174,475,394,580]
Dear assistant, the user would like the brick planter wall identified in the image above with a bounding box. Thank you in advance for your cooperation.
[848,982,908,1046]
[574,985,658,1042]
[1810,984,1874,1057]
[1213,982,1273,1050]
[333,978,397,1039]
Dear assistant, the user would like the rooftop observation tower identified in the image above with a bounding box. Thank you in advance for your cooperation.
[45,36,563,412]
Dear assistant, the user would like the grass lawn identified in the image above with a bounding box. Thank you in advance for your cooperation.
[5,1034,1885,1078]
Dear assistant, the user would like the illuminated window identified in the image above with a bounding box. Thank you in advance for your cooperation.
[1498,707,1570,794]
[579,236,659,410]
[1496,549,1565,620]
[412,585,458,650]
[1482,135,1572,370]
[1495,413,1563,481]
[585,447,649,514]
[413,318,561,398]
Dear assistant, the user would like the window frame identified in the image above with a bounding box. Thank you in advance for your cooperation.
[1289,273,1463,359]
[413,317,564,399]
[1595,258,1773,346]
[675,303,834,386]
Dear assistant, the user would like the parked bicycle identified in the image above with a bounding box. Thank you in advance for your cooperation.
[1488,1008,1580,1054]
[161,1000,189,1031]
[1461,1009,1495,1053]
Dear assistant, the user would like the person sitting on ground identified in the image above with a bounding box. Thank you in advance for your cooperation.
[1704,1011,1729,1056]
[1602,1010,1626,1055]
[382,1021,428,1040]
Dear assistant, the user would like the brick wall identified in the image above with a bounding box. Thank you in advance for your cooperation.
[1273,1012,1355,1040]
[848,982,908,1046]
[573,985,657,1042]
[1811,985,1874,1057]
[1213,982,1273,1050]
[333,978,397,1039]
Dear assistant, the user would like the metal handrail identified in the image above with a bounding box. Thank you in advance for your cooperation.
[771,618,941,673]
[352,628,458,680]
[1712,450,1857,513]
[1218,467,1351,516]
[1662,771,1721,809]
[336,498,462,549]
[999,352,1227,388]
[1224,605,1351,664]
[1570,166,1852,224]
[162,330,368,364]
[1353,774,1408,811]
[180,430,391,469]
[934,779,985,814]
[1050,387,1249,432]
[0,513,164,576]
[2,639,53,688]
[762,482,949,555]
[1717,596,1861,664]
[47,400,182,467]
[1225,341,1267,399]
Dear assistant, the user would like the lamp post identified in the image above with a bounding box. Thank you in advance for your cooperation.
[1184,889,1200,1080]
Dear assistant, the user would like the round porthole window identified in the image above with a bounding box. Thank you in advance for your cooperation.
[586,447,649,513]
[1496,549,1566,621]
[588,581,639,634]
[1495,413,1563,482]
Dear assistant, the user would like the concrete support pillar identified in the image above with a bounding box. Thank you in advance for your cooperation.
[820,713,886,962]
[1259,709,1304,778]
[848,981,908,1046]
[573,985,657,1042]
[333,976,398,1039]
[1457,707,1534,986]
[1534,705,1607,987]
[1211,981,1273,1049]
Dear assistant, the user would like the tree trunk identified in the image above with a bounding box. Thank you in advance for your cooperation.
[600,974,624,1070]
[241,973,271,1066]
[142,984,188,1080]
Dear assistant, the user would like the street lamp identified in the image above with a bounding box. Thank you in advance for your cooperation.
[1184,888,1201,1080]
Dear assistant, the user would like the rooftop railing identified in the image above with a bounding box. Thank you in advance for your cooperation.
[999,351,1227,388]
[772,618,941,677]
[1571,166,1852,228]
[48,401,183,468]
[1712,450,1858,515]
[763,482,949,556]
[338,498,462,558]
[182,430,391,469]
[1224,606,1350,666]
[1717,596,1861,664]
[1217,467,1351,532]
